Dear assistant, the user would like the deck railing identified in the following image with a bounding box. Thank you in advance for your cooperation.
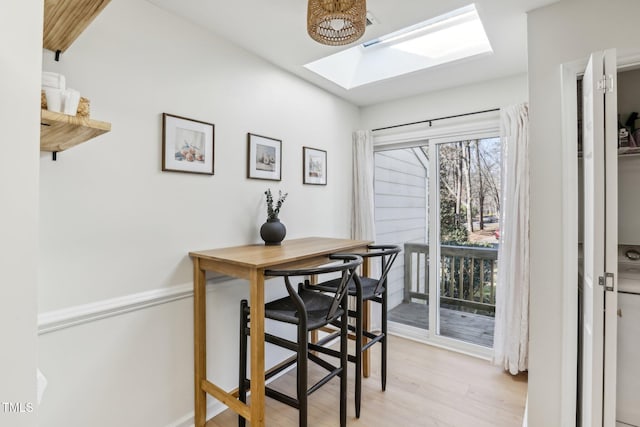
[403,242,498,314]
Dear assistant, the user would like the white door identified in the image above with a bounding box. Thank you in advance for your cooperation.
[582,49,618,427]
[601,49,618,427]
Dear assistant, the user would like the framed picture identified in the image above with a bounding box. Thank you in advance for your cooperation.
[162,113,214,175]
[247,133,282,181]
[303,146,327,185]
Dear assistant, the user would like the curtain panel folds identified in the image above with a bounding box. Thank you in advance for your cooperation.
[493,103,530,375]
[351,130,376,241]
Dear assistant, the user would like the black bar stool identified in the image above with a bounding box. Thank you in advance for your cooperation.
[238,253,363,427]
[315,244,401,418]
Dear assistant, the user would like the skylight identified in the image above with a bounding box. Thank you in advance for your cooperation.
[304,4,493,90]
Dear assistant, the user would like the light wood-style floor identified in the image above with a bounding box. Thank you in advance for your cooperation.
[206,335,527,427]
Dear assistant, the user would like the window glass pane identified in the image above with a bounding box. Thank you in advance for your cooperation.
[375,148,430,331]
[436,138,500,347]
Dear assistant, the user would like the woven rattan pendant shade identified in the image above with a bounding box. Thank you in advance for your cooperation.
[307,0,366,46]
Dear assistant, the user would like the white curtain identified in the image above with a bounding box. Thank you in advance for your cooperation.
[493,103,530,375]
[351,130,376,241]
[351,130,379,327]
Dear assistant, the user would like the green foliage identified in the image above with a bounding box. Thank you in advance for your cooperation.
[265,189,288,220]
[439,193,468,244]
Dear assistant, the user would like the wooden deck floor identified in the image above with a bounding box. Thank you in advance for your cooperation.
[388,301,495,348]
[206,335,527,427]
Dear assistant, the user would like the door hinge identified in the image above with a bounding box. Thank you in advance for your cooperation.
[599,272,615,292]
[597,75,615,93]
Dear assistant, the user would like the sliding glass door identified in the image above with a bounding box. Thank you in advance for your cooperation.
[375,147,430,331]
[376,132,501,356]
[433,138,500,348]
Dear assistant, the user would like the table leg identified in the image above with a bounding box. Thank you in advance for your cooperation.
[362,257,371,378]
[309,274,318,346]
[193,259,207,427]
[249,269,266,427]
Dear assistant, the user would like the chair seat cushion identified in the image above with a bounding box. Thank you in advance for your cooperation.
[265,289,344,331]
[317,276,383,300]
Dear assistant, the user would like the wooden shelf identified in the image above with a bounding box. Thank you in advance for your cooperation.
[41,1,113,155]
[43,0,111,54]
[40,109,111,152]
[618,146,640,156]
[579,147,640,159]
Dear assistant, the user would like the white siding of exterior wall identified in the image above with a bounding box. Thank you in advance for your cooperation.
[374,149,428,309]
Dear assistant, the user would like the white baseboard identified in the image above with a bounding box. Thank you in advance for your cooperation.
[168,357,305,427]
[38,283,192,335]
[37,275,234,335]
[169,401,228,427]
[37,276,326,426]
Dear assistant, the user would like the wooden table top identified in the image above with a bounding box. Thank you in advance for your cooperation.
[189,237,371,269]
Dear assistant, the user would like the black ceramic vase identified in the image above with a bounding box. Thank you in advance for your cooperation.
[260,218,286,245]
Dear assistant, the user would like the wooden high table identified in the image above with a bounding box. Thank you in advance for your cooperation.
[190,237,372,427]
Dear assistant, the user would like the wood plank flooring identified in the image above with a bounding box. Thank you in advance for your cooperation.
[388,302,495,348]
[206,335,527,427]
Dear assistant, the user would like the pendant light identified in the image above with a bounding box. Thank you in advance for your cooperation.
[307,0,367,46]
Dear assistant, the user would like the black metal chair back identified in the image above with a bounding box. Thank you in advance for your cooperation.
[359,244,401,294]
[265,253,363,322]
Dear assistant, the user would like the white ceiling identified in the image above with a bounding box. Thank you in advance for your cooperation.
[145,0,558,107]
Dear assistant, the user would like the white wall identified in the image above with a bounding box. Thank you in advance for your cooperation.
[527,0,640,425]
[618,155,640,244]
[618,68,640,124]
[37,0,359,425]
[0,1,41,426]
[617,69,640,244]
[360,73,528,131]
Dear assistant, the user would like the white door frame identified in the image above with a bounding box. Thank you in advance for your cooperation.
[560,49,640,427]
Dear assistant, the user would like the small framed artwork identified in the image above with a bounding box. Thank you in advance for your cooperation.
[303,146,327,185]
[162,113,214,175]
[247,133,282,181]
